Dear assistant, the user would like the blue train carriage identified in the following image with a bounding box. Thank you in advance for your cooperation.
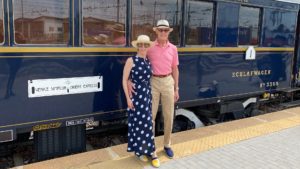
[0,0,299,160]
[173,0,299,129]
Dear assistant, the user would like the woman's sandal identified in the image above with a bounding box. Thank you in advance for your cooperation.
[151,157,160,168]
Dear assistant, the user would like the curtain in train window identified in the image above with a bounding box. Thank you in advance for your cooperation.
[82,0,126,46]
[262,9,297,47]
[13,0,69,44]
[0,0,3,43]
[216,2,239,47]
[238,6,260,46]
[132,0,182,45]
[185,1,213,46]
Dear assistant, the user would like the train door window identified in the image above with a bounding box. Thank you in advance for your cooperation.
[216,2,239,47]
[238,6,260,46]
[262,9,297,47]
[0,0,3,44]
[132,0,182,45]
[185,1,214,46]
[82,0,126,46]
[13,0,70,44]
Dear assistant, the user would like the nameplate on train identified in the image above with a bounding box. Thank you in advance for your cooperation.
[28,76,103,98]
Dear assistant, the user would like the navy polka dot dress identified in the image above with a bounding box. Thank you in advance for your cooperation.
[127,55,155,156]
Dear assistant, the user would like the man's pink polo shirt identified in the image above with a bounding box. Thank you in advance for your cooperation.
[147,40,179,75]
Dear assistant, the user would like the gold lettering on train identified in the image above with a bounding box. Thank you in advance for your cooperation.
[32,122,62,131]
[232,70,272,78]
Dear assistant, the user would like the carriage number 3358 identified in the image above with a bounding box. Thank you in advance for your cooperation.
[260,81,279,88]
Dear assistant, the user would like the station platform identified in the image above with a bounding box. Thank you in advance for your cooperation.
[13,107,300,169]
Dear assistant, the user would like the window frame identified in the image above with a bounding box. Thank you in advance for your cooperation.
[131,0,183,47]
[237,5,262,47]
[11,0,71,46]
[184,0,215,47]
[81,0,127,47]
[261,8,297,47]
[215,2,240,47]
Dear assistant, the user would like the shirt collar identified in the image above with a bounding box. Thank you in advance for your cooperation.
[154,40,170,47]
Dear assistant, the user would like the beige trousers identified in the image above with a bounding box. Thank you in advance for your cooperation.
[151,75,174,147]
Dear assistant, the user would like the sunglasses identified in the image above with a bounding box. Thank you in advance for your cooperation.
[137,43,150,48]
[157,28,170,33]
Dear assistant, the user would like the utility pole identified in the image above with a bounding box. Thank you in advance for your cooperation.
[117,0,120,22]
[153,0,156,26]
[21,0,24,33]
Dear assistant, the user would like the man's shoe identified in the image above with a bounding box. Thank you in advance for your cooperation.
[164,147,174,158]
[151,157,160,168]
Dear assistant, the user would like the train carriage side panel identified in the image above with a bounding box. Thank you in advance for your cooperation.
[179,51,292,101]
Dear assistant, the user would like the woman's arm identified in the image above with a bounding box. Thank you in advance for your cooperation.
[122,58,134,109]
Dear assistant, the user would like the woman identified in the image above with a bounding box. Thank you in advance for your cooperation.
[122,35,160,168]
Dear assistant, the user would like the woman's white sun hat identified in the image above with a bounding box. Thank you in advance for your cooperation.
[131,35,153,48]
[153,19,173,32]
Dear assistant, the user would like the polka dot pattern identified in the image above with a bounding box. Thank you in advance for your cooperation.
[127,55,155,156]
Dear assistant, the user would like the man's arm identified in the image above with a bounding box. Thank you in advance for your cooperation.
[127,80,136,98]
[172,66,179,102]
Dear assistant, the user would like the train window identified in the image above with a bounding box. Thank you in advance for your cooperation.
[13,0,69,44]
[238,6,260,46]
[132,0,182,45]
[185,1,214,46]
[82,0,126,46]
[216,2,239,47]
[0,0,3,44]
[262,9,297,47]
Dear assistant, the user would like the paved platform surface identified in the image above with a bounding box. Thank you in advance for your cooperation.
[145,125,300,169]
[13,107,300,169]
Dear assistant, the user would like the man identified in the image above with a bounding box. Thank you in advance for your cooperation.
[128,19,179,159]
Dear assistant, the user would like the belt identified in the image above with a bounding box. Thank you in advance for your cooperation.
[152,73,171,78]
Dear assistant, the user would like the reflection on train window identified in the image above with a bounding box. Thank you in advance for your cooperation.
[0,0,3,43]
[185,1,213,46]
[82,0,126,46]
[132,0,182,45]
[239,6,260,46]
[13,0,69,44]
[262,9,297,47]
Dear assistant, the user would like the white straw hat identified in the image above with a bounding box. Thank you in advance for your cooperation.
[153,19,173,32]
[131,35,153,48]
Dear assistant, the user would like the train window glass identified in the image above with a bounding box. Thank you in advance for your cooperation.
[262,9,297,47]
[238,6,260,46]
[82,0,126,46]
[132,0,182,45]
[0,0,3,44]
[185,1,213,46]
[13,0,69,44]
[216,2,239,47]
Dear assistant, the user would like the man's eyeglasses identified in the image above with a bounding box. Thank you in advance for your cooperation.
[137,43,151,48]
[157,28,170,33]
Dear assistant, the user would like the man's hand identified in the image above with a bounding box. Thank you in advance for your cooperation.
[127,100,135,110]
[127,80,136,98]
[174,90,179,102]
